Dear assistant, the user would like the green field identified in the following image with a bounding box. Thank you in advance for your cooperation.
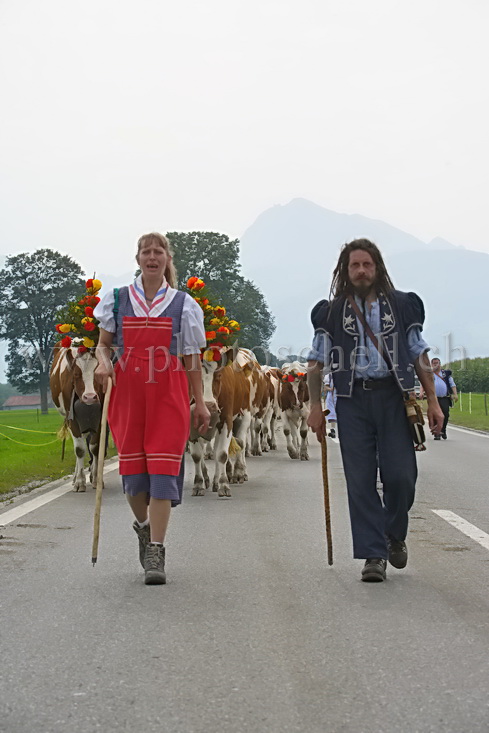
[420,392,489,432]
[0,409,116,496]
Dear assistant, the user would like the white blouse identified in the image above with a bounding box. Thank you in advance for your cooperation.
[93,287,207,355]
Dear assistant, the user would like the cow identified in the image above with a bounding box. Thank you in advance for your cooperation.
[50,344,105,492]
[261,366,281,452]
[278,361,310,460]
[189,347,255,497]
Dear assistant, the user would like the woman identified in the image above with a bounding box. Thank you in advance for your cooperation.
[94,233,210,585]
[323,372,337,439]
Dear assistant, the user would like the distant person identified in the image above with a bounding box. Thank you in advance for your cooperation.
[323,372,337,438]
[307,239,444,583]
[421,358,458,440]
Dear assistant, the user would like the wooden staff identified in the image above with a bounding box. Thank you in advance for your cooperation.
[320,409,333,565]
[92,377,113,566]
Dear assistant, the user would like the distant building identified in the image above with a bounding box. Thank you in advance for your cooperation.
[1,394,54,411]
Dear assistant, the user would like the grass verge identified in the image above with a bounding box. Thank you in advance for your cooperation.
[0,409,117,496]
[419,393,489,432]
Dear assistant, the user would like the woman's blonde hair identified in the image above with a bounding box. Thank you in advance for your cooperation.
[136,232,178,288]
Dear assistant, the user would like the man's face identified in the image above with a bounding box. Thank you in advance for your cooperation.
[348,249,377,297]
[431,359,441,372]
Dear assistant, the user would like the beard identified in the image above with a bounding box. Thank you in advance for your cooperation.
[351,279,376,299]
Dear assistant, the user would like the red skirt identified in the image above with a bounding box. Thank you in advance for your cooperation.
[108,317,190,476]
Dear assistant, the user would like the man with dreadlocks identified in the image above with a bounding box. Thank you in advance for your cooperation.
[307,239,443,582]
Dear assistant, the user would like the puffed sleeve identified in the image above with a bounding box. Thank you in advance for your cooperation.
[311,299,329,331]
[180,294,207,355]
[405,292,425,330]
[93,290,116,333]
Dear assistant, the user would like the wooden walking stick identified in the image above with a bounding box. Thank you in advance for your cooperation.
[320,410,333,565]
[92,377,113,567]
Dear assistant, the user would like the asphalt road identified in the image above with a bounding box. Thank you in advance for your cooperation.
[1,423,489,733]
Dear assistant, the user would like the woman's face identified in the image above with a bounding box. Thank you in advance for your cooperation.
[137,240,170,279]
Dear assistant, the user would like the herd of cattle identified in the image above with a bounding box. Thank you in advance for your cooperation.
[49,346,312,498]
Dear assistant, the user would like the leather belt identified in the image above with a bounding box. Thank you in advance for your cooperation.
[354,376,396,390]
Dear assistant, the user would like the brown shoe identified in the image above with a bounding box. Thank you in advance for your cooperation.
[144,543,166,585]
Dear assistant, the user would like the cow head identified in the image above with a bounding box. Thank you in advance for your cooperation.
[66,348,101,405]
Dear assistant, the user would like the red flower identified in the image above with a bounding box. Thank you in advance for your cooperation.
[86,278,94,289]
[84,321,96,332]
[93,296,101,305]
[187,277,199,289]
[55,324,63,333]
[60,336,72,348]
[84,306,94,317]
[288,375,295,382]
[78,346,88,354]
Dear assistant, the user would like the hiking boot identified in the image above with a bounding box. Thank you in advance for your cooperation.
[329,428,336,439]
[133,521,150,569]
[434,435,441,441]
[387,538,408,569]
[361,558,387,582]
[144,543,166,585]
[442,432,447,440]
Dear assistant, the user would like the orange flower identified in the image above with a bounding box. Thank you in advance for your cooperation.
[187,277,199,289]
[205,330,217,341]
[214,306,226,317]
[217,326,230,335]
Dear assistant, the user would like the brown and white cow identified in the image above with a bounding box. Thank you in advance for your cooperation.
[189,347,256,497]
[279,361,310,460]
[50,344,105,492]
[261,366,281,452]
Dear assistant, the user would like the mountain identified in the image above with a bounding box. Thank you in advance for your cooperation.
[239,198,489,361]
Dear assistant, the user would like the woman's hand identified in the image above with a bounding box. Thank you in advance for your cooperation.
[193,400,211,435]
[94,362,116,393]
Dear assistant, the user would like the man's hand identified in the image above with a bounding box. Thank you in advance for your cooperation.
[426,398,444,435]
[193,401,211,435]
[307,403,326,443]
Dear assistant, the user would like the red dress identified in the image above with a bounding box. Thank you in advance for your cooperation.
[108,316,190,478]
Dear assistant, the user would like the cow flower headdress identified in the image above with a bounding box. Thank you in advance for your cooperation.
[186,276,241,362]
[55,278,102,351]
[282,369,306,383]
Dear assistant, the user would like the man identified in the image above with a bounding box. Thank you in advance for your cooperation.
[422,358,458,440]
[307,239,444,583]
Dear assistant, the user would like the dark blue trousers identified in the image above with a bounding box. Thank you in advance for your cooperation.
[336,382,417,559]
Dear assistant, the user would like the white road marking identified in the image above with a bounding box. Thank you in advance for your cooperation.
[433,510,489,551]
[446,424,489,439]
[0,465,119,527]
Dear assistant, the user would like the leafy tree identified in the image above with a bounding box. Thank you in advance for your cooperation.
[451,357,489,393]
[168,231,276,350]
[0,249,85,413]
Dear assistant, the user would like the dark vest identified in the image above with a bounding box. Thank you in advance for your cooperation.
[311,290,425,397]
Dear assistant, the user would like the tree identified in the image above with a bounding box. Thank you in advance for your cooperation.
[167,231,276,350]
[0,249,85,413]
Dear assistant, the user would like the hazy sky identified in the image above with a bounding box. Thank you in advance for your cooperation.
[1,0,489,283]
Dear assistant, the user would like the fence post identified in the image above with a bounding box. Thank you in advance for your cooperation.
[459,392,462,411]
[469,392,472,414]
[485,393,488,416]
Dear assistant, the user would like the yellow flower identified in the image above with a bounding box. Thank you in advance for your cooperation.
[203,349,215,362]
[83,337,95,348]
[81,316,94,325]
[210,318,220,326]
[59,324,71,333]
[92,279,102,292]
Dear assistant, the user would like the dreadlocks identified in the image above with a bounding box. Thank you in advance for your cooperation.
[329,239,395,299]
